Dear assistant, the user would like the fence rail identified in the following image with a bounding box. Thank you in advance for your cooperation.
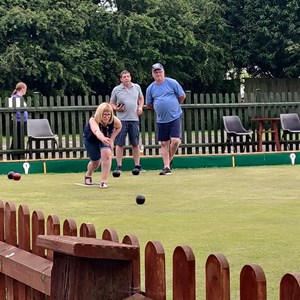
[1,92,300,160]
[0,200,300,299]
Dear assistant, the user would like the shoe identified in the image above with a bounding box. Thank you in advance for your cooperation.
[84,175,92,185]
[115,165,122,173]
[100,182,108,189]
[135,165,146,173]
[159,167,172,175]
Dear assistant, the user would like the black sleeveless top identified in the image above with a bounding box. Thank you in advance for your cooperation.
[84,121,114,143]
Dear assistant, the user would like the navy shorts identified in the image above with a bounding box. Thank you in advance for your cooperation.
[157,116,182,142]
[84,137,111,161]
[115,121,140,146]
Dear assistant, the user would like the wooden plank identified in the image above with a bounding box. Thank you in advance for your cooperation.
[0,241,51,295]
[18,204,31,299]
[77,96,85,158]
[5,202,17,298]
[51,252,133,300]
[280,273,300,300]
[63,219,77,236]
[240,264,266,300]
[123,294,153,300]
[63,96,70,158]
[122,234,141,294]
[206,253,230,300]
[80,222,96,238]
[36,235,139,260]
[0,201,4,299]
[71,96,77,158]
[173,246,195,300]
[46,214,60,261]
[144,241,166,300]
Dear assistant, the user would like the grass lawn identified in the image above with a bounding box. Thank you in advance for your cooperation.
[1,165,300,299]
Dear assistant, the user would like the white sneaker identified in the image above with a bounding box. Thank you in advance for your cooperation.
[100,182,108,189]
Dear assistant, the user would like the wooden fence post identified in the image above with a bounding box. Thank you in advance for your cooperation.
[144,241,166,300]
[206,253,230,300]
[240,264,266,300]
[37,235,139,300]
[280,272,300,299]
[173,245,195,300]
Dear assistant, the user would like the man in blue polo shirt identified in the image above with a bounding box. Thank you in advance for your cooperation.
[146,63,186,175]
[110,70,145,174]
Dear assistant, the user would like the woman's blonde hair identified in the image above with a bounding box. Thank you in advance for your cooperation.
[94,102,114,124]
[12,82,27,95]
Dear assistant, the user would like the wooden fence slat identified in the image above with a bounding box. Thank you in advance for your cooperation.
[46,215,60,261]
[79,223,96,238]
[0,241,51,295]
[31,210,45,256]
[5,202,17,299]
[0,200,4,242]
[18,204,31,299]
[102,228,119,242]
[18,205,30,251]
[280,273,300,300]
[144,241,166,300]
[205,253,230,300]
[173,245,195,300]
[5,202,17,246]
[63,218,78,236]
[0,200,5,299]
[31,210,46,300]
[240,264,266,300]
[123,234,141,294]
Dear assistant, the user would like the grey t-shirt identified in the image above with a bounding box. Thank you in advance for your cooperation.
[110,83,143,121]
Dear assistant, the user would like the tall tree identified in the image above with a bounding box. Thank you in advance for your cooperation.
[223,0,300,78]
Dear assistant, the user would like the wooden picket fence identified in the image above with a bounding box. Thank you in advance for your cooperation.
[0,200,300,299]
[1,91,300,160]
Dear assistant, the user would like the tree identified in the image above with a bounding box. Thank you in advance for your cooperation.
[223,0,300,78]
[0,0,115,96]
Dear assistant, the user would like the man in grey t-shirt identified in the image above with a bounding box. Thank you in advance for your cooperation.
[110,70,145,173]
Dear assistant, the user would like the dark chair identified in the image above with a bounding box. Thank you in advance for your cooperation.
[26,119,58,158]
[223,116,254,153]
[280,113,300,150]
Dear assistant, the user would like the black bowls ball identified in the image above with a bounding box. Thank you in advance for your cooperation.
[112,170,121,177]
[136,195,145,205]
[7,171,15,180]
[132,168,140,176]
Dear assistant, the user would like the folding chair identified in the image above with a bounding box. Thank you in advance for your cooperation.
[26,119,58,158]
[223,115,254,152]
[280,113,300,150]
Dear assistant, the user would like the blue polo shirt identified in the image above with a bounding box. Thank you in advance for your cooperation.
[146,78,184,123]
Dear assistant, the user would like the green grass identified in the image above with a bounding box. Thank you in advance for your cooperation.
[1,165,300,299]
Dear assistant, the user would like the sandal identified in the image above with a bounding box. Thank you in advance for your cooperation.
[84,175,93,185]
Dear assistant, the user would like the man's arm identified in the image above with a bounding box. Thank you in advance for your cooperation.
[178,93,186,104]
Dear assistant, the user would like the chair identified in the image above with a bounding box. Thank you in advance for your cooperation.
[26,119,58,158]
[223,116,254,153]
[280,113,300,150]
